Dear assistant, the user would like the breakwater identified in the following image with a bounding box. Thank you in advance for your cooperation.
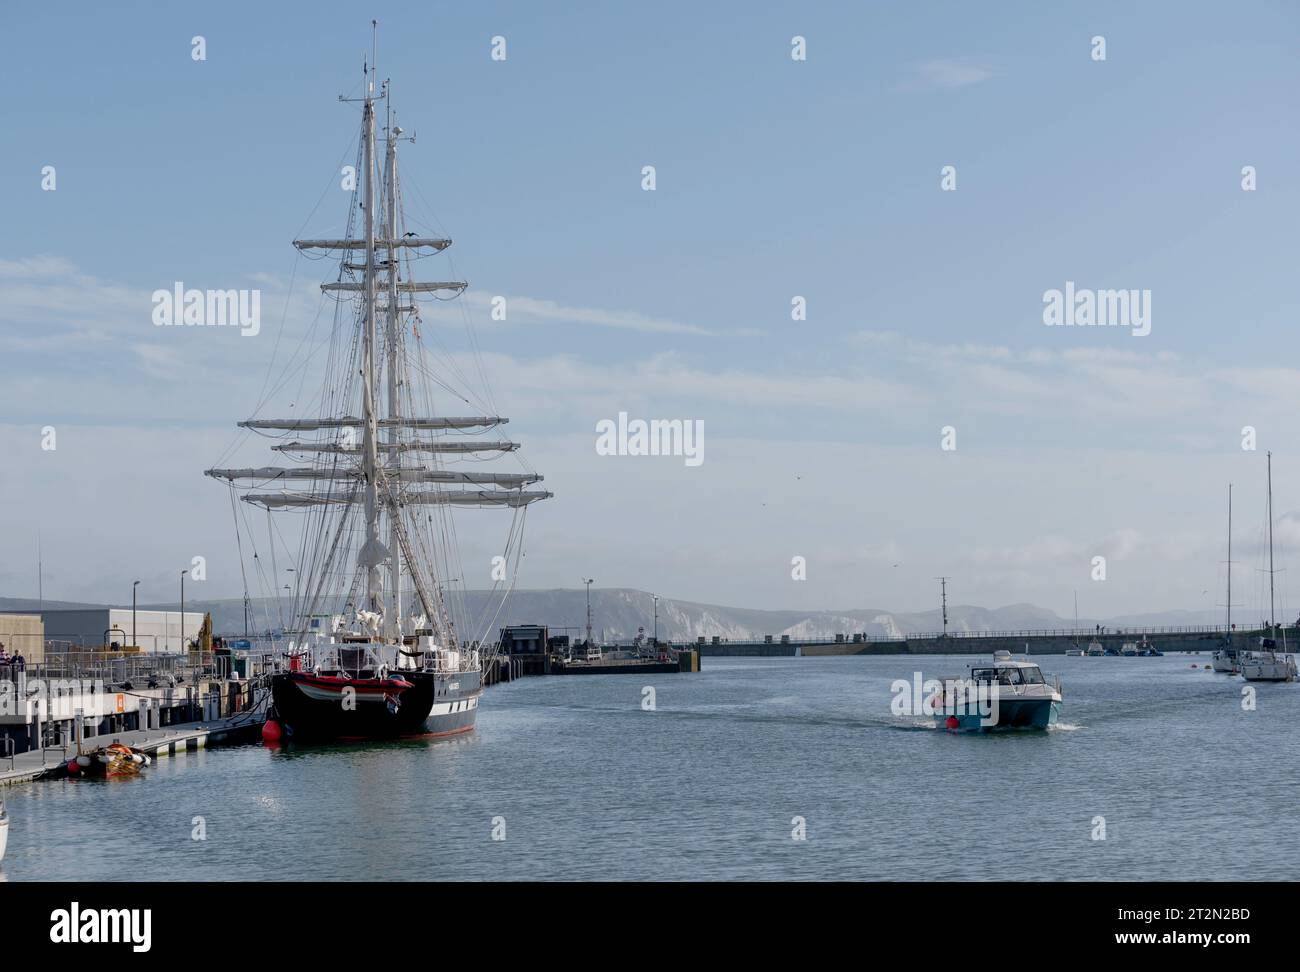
[689,627,1277,657]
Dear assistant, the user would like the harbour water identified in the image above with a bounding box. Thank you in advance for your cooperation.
[2,654,1296,881]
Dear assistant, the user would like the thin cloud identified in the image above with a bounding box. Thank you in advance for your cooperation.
[462,291,717,336]
[903,58,997,90]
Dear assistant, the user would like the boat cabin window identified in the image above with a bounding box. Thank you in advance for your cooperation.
[971,666,1043,685]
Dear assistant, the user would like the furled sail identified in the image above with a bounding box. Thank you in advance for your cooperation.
[206,467,543,487]
[238,417,506,431]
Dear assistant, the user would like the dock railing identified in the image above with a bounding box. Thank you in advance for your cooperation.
[25,649,220,685]
[674,623,1282,649]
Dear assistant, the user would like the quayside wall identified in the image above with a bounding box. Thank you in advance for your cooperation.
[692,628,1275,658]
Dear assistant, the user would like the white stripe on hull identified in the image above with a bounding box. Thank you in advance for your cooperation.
[427,695,481,716]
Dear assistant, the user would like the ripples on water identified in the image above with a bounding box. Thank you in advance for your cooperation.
[1,655,1294,880]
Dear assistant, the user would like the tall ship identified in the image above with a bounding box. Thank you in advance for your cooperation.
[207,35,551,741]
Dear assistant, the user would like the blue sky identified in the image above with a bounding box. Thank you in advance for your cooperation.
[3,2,1300,619]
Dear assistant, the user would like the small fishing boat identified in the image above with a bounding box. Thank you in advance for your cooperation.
[934,650,1062,731]
[1086,639,1105,656]
[1120,641,1140,657]
[63,742,152,779]
[1064,647,1085,657]
[0,796,8,863]
[1137,639,1162,657]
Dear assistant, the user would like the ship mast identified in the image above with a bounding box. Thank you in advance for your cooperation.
[384,85,403,639]
[358,44,387,619]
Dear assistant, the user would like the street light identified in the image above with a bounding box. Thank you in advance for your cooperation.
[132,580,140,649]
[583,579,595,646]
[180,569,187,652]
[652,594,660,648]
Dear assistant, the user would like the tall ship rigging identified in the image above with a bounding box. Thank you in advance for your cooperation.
[206,36,551,741]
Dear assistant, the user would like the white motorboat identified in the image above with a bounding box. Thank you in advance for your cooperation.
[933,650,1062,731]
[1120,641,1139,656]
[0,796,8,864]
[1086,640,1105,656]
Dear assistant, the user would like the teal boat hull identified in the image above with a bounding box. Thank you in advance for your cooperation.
[939,698,1060,732]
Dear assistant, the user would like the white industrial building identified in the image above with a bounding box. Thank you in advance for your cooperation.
[39,609,205,654]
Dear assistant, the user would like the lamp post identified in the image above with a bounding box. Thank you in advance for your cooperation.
[132,580,140,649]
[583,579,595,646]
[652,594,659,648]
[180,569,187,652]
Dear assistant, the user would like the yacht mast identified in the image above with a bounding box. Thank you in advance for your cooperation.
[1268,451,1275,635]
[1226,483,1232,637]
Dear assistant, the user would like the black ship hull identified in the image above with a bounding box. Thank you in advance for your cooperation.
[269,669,481,743]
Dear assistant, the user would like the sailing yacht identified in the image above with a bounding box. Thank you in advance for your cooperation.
[1212,484,1239,674]
[1240,453,1297,683]
[207,35,551,741]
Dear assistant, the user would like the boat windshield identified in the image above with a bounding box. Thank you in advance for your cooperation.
[971,665,1044,685]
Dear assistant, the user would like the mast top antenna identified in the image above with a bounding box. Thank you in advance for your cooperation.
[370,20,378,94]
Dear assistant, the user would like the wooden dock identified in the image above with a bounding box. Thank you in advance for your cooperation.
[0,711,266,786]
